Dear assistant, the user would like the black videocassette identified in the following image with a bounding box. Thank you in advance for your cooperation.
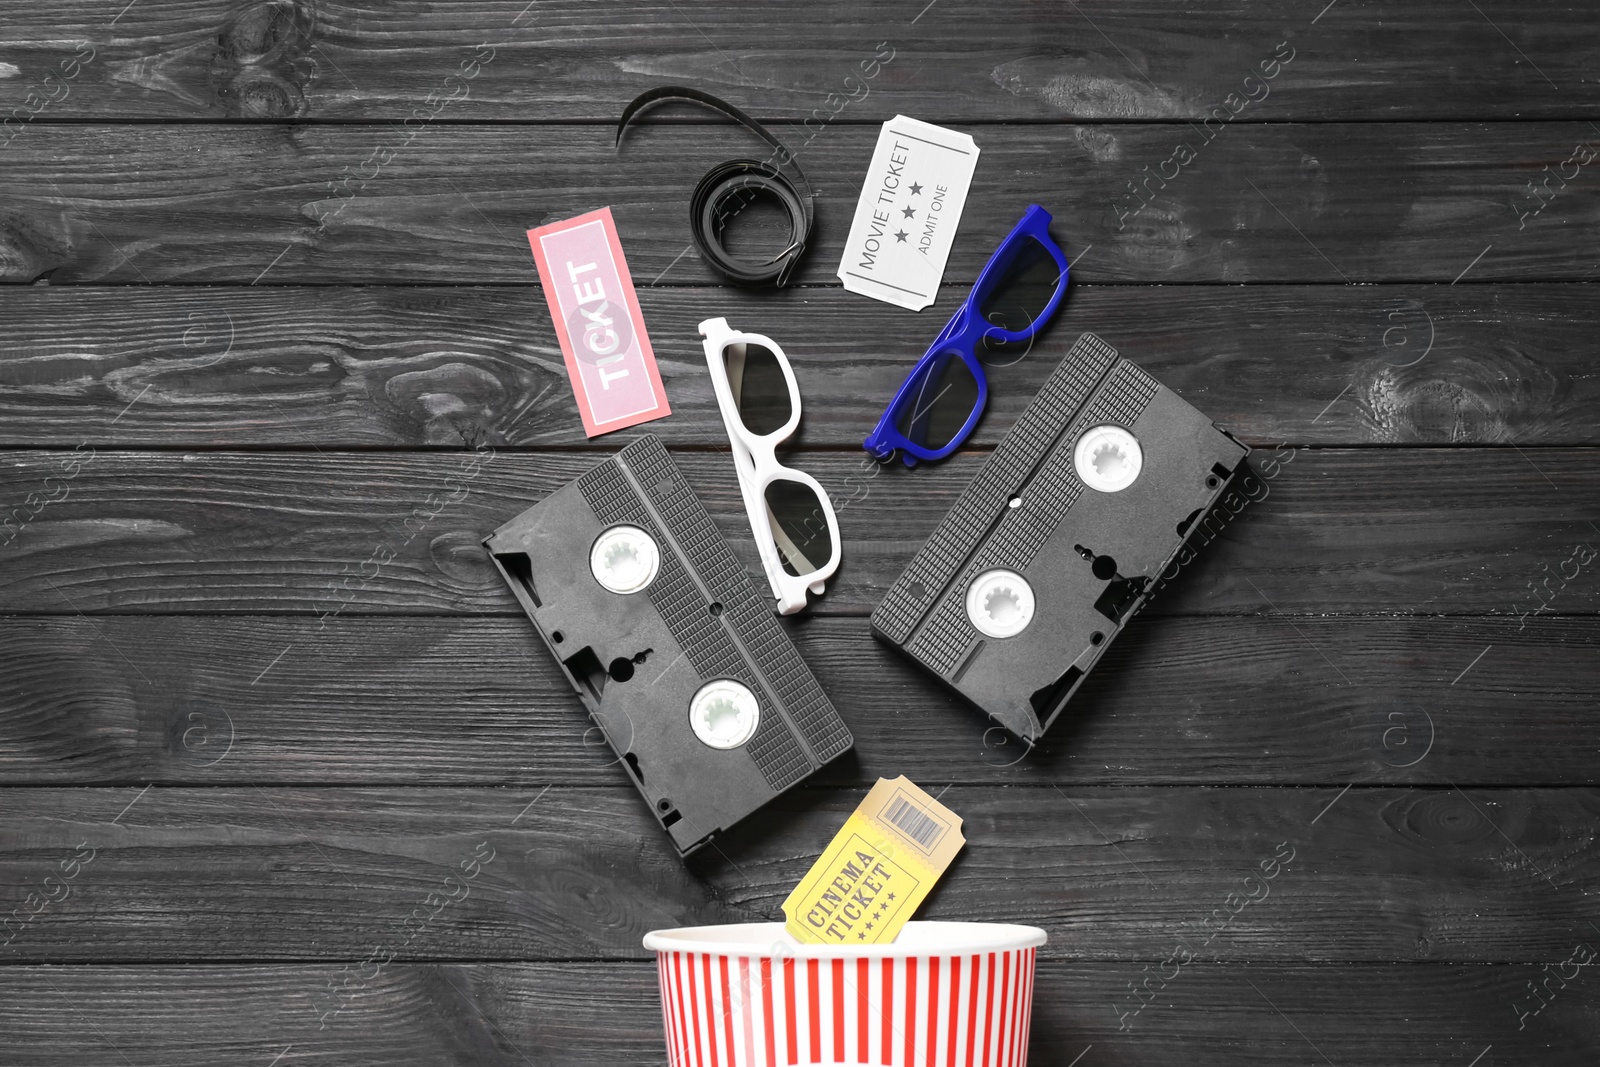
[871,332,1250,743]
[484,434,853,857]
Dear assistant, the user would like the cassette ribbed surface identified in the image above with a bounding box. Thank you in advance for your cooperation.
[873,334,1158,674]
[577,436,850,788]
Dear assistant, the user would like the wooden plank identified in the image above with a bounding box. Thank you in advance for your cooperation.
[0,961,1590,1066]
[3,0,1598,121]
[1,785,1596,963]
[2,123,1596,285]
[0,614,1594,787]
[2,282,1596,449]
[1,447,1596,617]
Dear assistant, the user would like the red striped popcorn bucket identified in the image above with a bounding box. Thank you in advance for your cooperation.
[643,921,1047,1067]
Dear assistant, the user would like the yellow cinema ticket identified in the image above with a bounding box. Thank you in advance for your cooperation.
[782,777,965,946]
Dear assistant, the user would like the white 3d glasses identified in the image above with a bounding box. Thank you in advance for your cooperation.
[700,317,840,615]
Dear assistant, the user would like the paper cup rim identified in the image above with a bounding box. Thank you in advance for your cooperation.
[643,920,1046,958]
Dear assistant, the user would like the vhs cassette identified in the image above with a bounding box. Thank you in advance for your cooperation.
[871,332,1250,743]
[485,435,853,856]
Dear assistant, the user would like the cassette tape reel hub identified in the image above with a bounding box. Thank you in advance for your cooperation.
[690,680,760,749]
[966,570,1035,639]
[1074,425,1142,493]
[590,525,660,594]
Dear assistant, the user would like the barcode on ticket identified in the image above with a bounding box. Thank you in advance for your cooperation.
[884,792,947,851]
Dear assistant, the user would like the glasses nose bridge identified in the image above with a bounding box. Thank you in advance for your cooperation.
[744,435,785,473]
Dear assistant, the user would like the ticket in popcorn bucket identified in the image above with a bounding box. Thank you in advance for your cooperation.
[783,776,965,946]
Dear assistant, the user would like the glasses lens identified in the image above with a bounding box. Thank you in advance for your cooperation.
[763,478,833,577]
[894,350,979,452]
[976,236,1063,337]
[723,341,792,436]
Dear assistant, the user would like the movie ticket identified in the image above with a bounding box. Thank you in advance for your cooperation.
[836,116,980,312]
[781,777,965,946]
[527,207,671,437]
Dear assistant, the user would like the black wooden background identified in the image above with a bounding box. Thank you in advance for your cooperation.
[2,1,1598,1064]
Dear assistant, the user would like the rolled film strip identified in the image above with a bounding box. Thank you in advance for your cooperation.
[485,435,852,857]
[617,86,815,287]
[871,333,1251,743]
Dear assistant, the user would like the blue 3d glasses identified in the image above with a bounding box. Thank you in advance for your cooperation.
[863,204,1070,466]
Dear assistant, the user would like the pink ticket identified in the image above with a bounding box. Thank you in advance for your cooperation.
[527,207,671,437]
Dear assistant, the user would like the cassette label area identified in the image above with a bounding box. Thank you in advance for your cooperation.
[485,435,852,856]
[871,333,1250,742]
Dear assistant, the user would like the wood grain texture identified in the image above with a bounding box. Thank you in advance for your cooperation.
[1,283,1596,448]
[2,447,1597,617]
[1,785,1596,963]
[0,614,1593,787]
[3,1,1598,1059]
[0,961,1591,1066]
[2,0,1598,121]
[2,123,1597,285]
